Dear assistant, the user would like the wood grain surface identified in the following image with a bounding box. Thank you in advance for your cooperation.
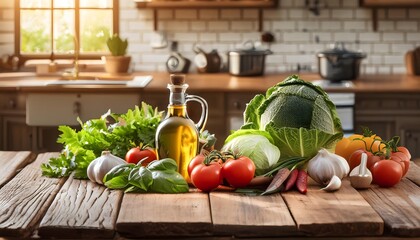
[0,151,35,187]
[38,176,123,239]
[116,192,212,238]
[282,179,384,237]
[0,153,65,238]
[406,161,420,186]
[210,192,298,237]
[358,178,420,237]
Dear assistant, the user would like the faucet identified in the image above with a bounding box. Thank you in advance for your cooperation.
[72,35,80,79]
[62,35,80,79]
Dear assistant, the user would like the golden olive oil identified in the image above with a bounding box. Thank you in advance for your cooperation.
[155,74,208,182]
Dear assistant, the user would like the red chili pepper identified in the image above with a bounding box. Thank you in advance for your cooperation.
[296,169,308,194]
[284,168,299,192]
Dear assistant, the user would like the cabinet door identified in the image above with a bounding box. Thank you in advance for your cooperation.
[226,93,257,132]
[1,114,34,151]
[396,117,420,159]
[26,93,140,126]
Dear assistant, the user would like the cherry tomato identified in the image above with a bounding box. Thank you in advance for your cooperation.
[348,149,380,173]
[221,156,255,188]
[190,162,222,192]
[125,147,157,166]
[188,154,205,177]
[372,160,403,188]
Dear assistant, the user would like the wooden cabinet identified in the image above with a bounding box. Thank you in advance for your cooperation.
[26,93,140,126]
[0,93,33,151]
[226,93,259,132]
[355,93,420,158]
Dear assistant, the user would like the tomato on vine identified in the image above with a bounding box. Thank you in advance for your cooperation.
[190,151,223,192]
[221,152,256,188]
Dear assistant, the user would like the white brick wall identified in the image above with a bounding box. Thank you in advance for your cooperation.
[2,0,420,75]
[118,0,420,75]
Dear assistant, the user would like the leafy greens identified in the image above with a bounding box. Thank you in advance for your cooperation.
[104,158,189,193]
[225,75,343,175]
[41,102,163,179]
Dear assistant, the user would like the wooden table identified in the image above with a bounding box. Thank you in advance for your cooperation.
[0,151,419,239]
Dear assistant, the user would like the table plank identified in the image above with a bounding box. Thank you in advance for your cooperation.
[0,151,35,187]
[116,192,213,238]
[283,179,384,237]
[0,153,65,238]
[358,178,420,237]
[210,192,299,237]
[406,161,420,186]
[38,175,123,239]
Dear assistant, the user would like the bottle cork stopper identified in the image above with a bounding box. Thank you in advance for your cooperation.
[170,74,185,85]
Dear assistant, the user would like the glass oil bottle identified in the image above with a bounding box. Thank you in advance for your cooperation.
[155,74,208,182]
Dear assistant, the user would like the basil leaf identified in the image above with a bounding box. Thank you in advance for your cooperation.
[149,171,189,193]
[103,164,134,183]
[104,175,129,189]
[147,158,178,172]
[128,166,153,191]
[125,186,147,193]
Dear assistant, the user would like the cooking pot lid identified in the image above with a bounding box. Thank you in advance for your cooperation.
[229,40,273,55]
[318,42,366,58]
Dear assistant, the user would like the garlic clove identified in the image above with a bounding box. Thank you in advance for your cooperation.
[321,175,342,192]
[349,153,372,189]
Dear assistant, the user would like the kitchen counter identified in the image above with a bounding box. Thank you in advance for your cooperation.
[0,151,419,239]
[1,72,420,93]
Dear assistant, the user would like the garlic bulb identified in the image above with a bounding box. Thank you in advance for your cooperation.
[87,151,126,185]
[307,148,350,186]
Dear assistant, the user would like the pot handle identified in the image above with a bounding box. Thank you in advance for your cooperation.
[193,43,206,54]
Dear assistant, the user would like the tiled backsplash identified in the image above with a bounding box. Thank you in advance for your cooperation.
[119,0,420,74]
[1,0,419,74]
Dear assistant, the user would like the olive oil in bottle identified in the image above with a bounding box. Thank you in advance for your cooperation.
[155,74,208,181]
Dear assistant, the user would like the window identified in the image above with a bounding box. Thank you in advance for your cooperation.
[15,0,119,61]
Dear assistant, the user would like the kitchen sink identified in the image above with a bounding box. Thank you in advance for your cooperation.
[45,75,153,87]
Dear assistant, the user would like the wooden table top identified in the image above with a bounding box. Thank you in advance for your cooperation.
[1,72,420,93]
[0,151,419,239]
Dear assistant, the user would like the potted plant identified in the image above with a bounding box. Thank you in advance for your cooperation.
[103,34,131,74]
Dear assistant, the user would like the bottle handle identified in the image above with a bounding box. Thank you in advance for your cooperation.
[186,95,208,133]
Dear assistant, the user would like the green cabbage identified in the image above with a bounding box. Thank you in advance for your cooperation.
[222,129,280,176]
[241,75,343,161]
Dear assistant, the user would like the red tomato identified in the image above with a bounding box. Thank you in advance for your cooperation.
[221,156,256,188]
[391,151,410,176]
[348,150,380,173]
[372,160,403,188]
[397,146,411,160]
[188,154,205,177]
[190,162,222,192]
[125,147,157,166]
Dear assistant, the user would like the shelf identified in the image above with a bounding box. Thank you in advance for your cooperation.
[359,0,420,31]
[135,0,279,32]
[360,0,420,7]
[135,0,278,9]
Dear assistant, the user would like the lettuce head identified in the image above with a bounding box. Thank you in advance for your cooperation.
[241,75,343,160]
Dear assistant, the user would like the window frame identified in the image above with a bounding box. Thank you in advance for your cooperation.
[14,0,119,62]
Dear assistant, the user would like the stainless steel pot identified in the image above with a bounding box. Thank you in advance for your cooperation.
[317,43,366,82]
[228,47,272,76]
